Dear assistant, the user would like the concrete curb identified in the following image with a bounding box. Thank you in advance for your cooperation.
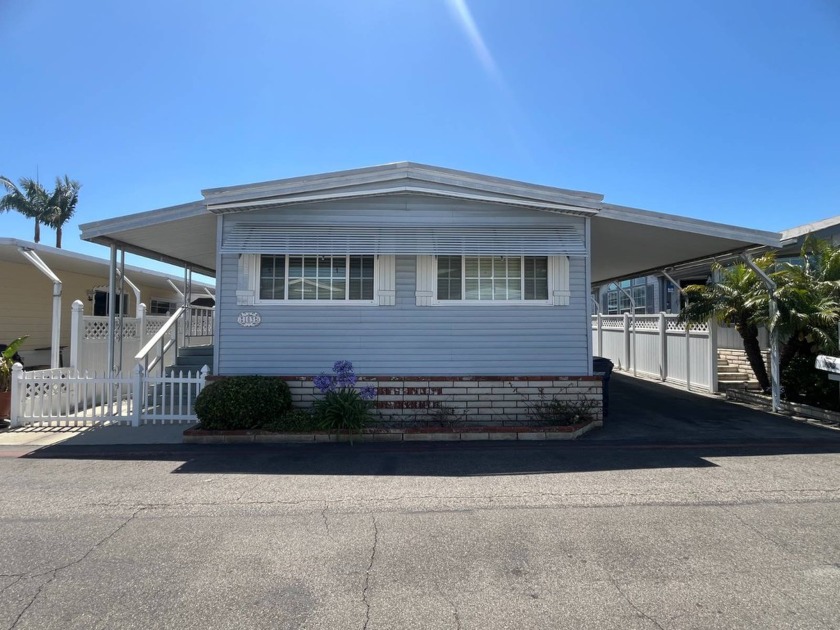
[183,421,602,444]
[726,389,840,429]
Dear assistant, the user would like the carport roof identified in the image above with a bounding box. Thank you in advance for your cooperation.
[79,162,780,283]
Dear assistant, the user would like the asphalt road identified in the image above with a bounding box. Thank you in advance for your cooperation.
[1,376,839,629]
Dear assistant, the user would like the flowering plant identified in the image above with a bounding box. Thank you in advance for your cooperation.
[313,361,377,433]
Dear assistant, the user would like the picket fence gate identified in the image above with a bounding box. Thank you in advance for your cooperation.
[9,363,209,428]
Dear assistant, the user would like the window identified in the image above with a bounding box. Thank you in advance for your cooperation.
[257,255,375,302]
[149,299,178,315]
[606,276,648,314]
[93,291,129,316]
[435,256,550,303]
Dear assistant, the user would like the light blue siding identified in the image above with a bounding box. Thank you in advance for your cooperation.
[217,197,590,376]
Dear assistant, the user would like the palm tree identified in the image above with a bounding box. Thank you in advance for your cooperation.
[680,256,774,391]
[772,237,840,360]
[44,176,81,249]
[0,176,50,243]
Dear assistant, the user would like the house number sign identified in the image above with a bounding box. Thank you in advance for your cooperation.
[237,312,262,327]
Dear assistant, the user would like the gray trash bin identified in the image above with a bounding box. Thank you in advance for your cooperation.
[592,356,614,418]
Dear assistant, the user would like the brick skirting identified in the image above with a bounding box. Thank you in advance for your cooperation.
[206,375,603,426]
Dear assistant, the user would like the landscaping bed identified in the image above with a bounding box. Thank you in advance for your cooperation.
[183,420,602,443]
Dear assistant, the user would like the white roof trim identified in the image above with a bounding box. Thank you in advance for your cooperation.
[208,186,597,216]
[79,200,206,240]
[202,161,604,210]
[781,214,840,241]
[598,203,781,247]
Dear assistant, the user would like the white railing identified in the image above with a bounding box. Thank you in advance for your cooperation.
[182,305,214,345]
[592,312,717,392]
[10,363,208,427]
[136,306,185,375]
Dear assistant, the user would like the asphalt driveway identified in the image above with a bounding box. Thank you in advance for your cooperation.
[590,373,840,445]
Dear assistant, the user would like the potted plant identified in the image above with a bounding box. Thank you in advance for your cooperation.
[0,336,27,422]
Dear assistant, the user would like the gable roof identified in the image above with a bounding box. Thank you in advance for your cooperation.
[79,162,782,284]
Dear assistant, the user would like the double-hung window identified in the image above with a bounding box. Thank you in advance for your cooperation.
[258,255,375,303]
[435,256,550,303]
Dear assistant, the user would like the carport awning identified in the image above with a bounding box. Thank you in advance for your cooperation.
[220,224,587,256]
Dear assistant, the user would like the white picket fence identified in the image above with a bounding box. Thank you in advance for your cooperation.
[592,313,717,392]
[9,363,209,427]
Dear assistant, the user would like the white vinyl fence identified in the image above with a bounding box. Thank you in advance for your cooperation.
[68,301,173,375]
[593,313,718,392]
[10,363,209,427]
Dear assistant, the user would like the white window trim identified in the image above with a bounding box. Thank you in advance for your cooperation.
[430,255,555,307]
[252,254,381,306]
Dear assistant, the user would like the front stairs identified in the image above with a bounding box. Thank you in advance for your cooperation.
[146,345,213,417]
[717,354,759,391]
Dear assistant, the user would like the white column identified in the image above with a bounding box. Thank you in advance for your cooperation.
[10,363,23,427]
[623,313,631,372]
[138,303,147,356]
[69,300,84,370]
[708,317,718,393]
[659,312,667,381]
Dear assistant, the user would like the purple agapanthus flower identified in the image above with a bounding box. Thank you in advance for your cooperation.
[313,372,335,394]
[359,386,377,401]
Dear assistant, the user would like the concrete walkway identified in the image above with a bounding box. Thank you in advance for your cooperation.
[0,422,190,448]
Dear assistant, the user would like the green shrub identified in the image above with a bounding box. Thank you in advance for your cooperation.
[314,388,374,433]
[782,354,839,411]
[195,376,292,430]
[262,408,320,432]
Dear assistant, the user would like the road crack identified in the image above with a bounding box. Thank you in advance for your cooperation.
[606,573,665,630]
[362,516,378,630]
[7,507,144,630]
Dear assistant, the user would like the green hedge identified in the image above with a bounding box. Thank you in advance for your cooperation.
[195,376,293,430]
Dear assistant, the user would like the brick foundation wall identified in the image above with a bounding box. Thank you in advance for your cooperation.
[281,375,603,426]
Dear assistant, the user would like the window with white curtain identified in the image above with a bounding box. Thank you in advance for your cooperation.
[435,256,550,302]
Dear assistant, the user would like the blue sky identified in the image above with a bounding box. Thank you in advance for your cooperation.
[1,0,839,277]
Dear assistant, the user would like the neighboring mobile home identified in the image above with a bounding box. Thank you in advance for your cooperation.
[79,163,779,421]
[0,238,214,368]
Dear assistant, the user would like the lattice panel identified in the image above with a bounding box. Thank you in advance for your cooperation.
[666,318,685,331]
[84,320,110,340]
[633,317,659,330]
[600,317,624,329]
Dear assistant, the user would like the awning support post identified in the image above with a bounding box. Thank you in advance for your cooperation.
[611,283,637,377]
[741,254,780,412]
[16,247,62,369]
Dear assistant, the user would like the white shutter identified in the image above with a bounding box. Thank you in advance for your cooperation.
[415,256,435,306]
[552,256,570,306]
[236,254,256,305]
[377,255,395,306]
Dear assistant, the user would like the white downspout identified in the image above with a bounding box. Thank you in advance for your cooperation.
[17,248,62,369]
